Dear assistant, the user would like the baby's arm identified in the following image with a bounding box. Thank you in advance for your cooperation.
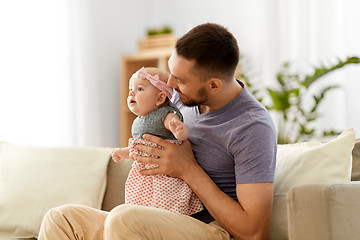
[163,112,189,141]
[111,147,130,162]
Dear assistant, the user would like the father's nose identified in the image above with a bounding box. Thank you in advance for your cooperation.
[167,75,176,88]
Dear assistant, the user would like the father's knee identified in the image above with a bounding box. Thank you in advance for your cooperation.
[105,205,151,234]
[42,204,74,224]
[106,205,139,226]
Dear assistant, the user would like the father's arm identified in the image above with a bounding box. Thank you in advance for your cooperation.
[185,164,274,239]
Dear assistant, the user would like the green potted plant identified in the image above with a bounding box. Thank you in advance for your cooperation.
[240,56,360,144]
[146,25,173,36]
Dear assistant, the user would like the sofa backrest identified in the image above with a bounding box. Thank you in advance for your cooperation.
[101,158,133,211]
[352,139,360,181]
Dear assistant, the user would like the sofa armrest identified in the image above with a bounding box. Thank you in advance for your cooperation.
[286,181,360,240]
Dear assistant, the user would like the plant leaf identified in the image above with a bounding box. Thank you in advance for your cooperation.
[302,56,360,88]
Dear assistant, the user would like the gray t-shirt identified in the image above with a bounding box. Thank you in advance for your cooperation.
[132,102,183,140]
[172,80,277,223]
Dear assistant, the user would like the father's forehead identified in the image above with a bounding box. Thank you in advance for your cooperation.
[168,51,195,74]
[168,50,177,67]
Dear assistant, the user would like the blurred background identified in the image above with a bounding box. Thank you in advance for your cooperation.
[0,0,359,147]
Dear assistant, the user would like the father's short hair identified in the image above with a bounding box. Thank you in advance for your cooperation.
[175,23,239,81]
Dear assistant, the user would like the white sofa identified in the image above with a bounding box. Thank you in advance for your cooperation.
[0,128,359,240]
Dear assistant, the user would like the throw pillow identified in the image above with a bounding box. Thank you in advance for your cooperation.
[0,142,112,239]
[270,128,355,240]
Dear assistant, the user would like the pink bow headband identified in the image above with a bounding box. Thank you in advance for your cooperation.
[131,67,173,99]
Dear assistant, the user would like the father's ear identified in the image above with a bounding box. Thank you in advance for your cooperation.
[207,78,223,93]
[156,92,167,106]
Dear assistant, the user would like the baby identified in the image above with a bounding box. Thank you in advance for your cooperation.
[112,67,203,215]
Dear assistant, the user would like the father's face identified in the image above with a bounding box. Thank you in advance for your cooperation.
[167,51,209,107]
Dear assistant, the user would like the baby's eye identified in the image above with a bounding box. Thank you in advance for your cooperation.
[137,87,144,91]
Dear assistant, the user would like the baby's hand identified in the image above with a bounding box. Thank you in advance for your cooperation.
[169,118,189,141]
[169,117,183,133]
[111,148,121,162]
[111,147,130,162]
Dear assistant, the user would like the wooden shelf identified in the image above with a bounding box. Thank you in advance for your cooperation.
[138,34,177,51]
[119,47,174,147]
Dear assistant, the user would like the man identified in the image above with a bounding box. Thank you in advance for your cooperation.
[38,23,276,240]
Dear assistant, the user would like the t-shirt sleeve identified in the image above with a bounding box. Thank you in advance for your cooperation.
[231,121,277,184]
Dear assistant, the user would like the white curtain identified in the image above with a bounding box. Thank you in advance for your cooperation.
[260,0,360,138]
[0,0,123,147]
[0,0,73,146]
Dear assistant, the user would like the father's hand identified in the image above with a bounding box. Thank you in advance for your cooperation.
[132,134,198,180]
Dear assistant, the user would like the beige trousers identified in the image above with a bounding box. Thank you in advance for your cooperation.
[38,204,232,240]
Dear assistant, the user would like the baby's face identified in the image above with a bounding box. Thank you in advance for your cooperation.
[128,77,161,116]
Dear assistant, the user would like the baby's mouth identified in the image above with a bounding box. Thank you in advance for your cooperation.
[129,99,136,104]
